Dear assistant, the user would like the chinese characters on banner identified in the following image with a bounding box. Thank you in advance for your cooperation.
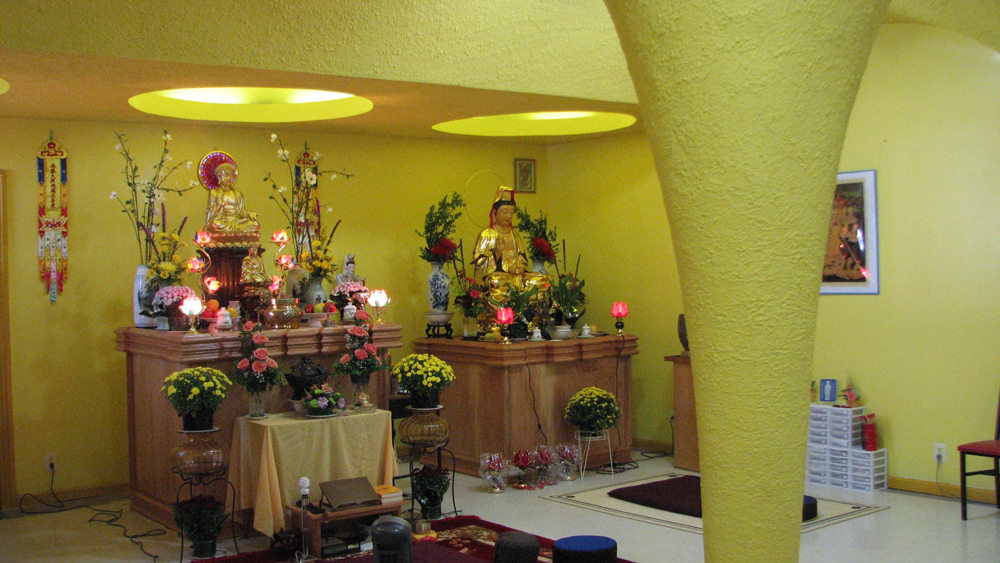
[37,137,68,303]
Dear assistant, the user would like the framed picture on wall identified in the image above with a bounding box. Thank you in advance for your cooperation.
[514,158,536,193]
[821,170,879,295]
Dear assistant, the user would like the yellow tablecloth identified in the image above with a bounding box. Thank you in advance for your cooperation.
[228,410,398,535]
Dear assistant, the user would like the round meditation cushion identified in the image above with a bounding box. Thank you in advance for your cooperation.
[552,535,617,563]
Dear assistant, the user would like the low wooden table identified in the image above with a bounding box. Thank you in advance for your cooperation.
[287,500,405,558]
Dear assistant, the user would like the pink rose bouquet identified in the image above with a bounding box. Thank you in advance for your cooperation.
[234,321,282,393]
[332,319,383,385]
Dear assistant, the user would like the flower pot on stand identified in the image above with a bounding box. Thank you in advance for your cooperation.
[427,262,450,313]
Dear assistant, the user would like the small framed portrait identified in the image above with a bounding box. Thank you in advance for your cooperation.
[514,158,536,193]
[821,170,879,295]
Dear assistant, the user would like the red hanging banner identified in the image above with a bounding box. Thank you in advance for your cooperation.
[37,137,68,303]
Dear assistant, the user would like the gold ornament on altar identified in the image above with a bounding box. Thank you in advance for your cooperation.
[199,152,260,247]
[471,185,550,310]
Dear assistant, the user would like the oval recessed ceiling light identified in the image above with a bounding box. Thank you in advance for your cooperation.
[0,78,10,96]
[432,111,636,137]
[129,87,373,123]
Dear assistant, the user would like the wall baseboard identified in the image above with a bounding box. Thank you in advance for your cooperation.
[889,476,996,504]
[3,483,129,518]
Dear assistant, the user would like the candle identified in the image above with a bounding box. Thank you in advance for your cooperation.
[271,230,289,245]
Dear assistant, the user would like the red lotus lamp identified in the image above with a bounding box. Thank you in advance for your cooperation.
[496,307,514,344]
[611,301,629,335]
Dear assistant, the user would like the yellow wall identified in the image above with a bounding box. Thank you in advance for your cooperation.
[0,118,547,494]
[544,134,684,442]
[814,24,1000,485]
[4,22,998,498]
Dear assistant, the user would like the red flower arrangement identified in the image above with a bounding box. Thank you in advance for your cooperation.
[234,321,282,393]
[531,237,556,260]
[429,237,458,261]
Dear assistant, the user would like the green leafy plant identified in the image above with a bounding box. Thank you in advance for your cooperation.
[514,207,560,265]
[173,495,227,542]
[564,386,621,433]
[411,464,451,507]
[161,367,231,416]
[416,192,465,263]
[491,284,541,324]
[550,273,586,318]
[391,354,456,395]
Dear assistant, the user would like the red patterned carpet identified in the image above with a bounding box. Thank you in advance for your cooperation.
[202,515,634,563]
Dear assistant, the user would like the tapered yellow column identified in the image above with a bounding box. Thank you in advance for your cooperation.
[603,2,888,562]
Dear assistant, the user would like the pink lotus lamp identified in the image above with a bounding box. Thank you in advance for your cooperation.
[611,301,629,335]
[496,307,514,344]
[179,296,205,335]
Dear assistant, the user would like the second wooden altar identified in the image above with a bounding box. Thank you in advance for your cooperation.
[414,335,638,476]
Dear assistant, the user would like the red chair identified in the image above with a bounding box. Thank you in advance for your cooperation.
[958,388,1000,520]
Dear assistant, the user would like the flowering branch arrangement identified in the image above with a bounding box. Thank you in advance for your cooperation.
[161,367,231,416]
[302,383,346,416]
[564,387,621,433]
[111,131,197,265]
[416,192,465,263]
[390,353,456,396]
[265,134,349,280]
[334,316,383,385]
[234,321,282,394]
[514,207,559,266]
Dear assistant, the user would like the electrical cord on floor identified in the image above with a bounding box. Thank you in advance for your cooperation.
[18,464,166,562]
[592,449,670,475]
[934,459,958,498]
[525,359,548,445]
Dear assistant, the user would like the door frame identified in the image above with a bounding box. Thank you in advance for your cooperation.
[0,170,18,511]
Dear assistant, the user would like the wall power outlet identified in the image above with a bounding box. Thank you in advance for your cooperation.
[44,453,57,471]
[934,443,947,464]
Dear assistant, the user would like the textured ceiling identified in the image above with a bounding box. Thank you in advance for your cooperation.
[0,0,995,142]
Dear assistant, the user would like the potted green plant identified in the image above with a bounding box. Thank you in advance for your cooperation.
[161,367,232,431]
[174,494,227,558]
[411,465,451,520]
[564,386,621,435]
[391,353,456,408]
[550,273,586,328]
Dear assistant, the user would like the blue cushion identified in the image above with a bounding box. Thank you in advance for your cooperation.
[553,535,617,563]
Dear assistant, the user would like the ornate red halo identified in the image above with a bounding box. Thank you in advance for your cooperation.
[198,151,237,190]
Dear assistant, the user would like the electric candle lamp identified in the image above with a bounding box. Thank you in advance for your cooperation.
[271,230,289,245]
[611,301,629,335]
[186,256,206,273]
[277,254,295,270]
[179,296,205,335]
[368,289,390,323]
[203,277,221,294]
[496,307,514,344]
[194,230,212,246]
[268,275,283,295]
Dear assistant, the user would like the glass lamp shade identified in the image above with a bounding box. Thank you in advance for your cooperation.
[172,431,229,479]
[399,410,450,448]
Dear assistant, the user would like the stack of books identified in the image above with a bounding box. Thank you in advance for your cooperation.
[374,484,403,504]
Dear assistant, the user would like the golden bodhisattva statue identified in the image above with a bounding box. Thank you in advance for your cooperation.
[199,152,260,247]
[471,186,550,309]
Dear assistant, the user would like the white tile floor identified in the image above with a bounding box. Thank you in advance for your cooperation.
[1,451,998,563]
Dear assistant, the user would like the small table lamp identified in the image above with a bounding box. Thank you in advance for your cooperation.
[368,289,390,323]
[496,307,514,344]
[179,296,205,335]
[611,302,629,336]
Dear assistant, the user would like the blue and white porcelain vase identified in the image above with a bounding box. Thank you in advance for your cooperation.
[427,262,450,313]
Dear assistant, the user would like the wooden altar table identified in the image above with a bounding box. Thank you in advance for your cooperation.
[115,324,402,529]
[229,410,397,535]
[413,335,638,476]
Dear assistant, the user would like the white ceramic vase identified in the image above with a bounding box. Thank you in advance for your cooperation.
[133,265,156,328]
[427,262,450,313]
